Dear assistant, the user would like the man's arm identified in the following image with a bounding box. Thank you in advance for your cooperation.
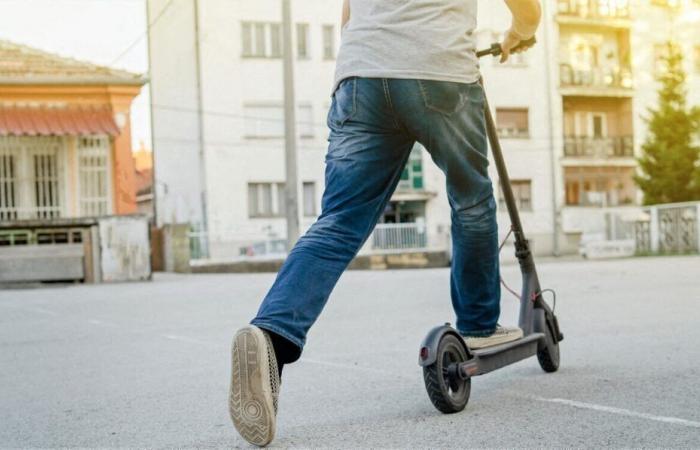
[501,0,542,62]
[342,0,350,29]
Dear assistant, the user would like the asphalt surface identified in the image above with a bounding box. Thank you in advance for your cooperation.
[1,255,699,448]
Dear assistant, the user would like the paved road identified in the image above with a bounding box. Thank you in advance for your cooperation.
[1,255,699,448]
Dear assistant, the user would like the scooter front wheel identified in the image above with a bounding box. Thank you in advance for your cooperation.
[423,334,471,413]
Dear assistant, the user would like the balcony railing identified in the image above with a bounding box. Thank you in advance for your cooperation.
[564,136,634,158]
[557,0,631,20]
[560,64,633,90]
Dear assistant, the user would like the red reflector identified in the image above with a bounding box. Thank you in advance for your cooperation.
[420,347,429,360]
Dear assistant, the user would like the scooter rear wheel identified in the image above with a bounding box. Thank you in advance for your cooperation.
[423,334,471,413]
[537,320,560,373]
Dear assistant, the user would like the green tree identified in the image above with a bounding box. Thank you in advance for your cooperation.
[635,41,700,205]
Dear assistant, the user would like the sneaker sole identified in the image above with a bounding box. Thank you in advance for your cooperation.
[229,326,277,447]
[465,329,524,349]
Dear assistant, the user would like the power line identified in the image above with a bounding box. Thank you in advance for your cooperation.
[109,0,176,66]
[150,103,588,144]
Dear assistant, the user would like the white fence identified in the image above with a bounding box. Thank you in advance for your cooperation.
[189,222,433,262]
[368,223,428,252]
[635,201,700,254]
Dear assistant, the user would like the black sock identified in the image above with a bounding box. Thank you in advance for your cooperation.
[264,329,302,378]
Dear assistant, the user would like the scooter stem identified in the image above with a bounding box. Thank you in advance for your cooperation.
[479,79,544,335]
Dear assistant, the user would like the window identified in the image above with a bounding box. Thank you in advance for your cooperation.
[322,25,336,60]
[269,24,282,58]
[303,182,317,217]
[589,113,607,139]
[297,23,310,59]
[498,180,532,212]
[248,182,316,218]
[241,23,253,57]
[496,108,529,138]
[0,150,18,220]
[78,136,111,216]
[248,182,285,218]
[398,145,424,190]
[241,22,282,58]
[0,136,66,220]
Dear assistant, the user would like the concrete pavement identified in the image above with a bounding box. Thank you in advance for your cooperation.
[1,255,699,448]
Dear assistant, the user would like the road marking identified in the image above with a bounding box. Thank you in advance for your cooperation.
[533,397,700,429]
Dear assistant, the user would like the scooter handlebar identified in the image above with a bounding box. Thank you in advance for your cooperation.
[476,36,537,59]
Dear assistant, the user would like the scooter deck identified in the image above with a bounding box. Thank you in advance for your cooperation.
[460,333,544,377]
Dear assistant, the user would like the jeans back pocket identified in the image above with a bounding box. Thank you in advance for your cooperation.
[418,80,482,115]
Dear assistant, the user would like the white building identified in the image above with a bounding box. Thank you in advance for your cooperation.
[147,0,700,260]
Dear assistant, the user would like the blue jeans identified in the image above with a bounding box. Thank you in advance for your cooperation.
[252,77,501,350]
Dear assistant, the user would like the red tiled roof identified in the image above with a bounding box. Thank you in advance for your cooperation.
[0,40,146,86]
[0,105,120,136]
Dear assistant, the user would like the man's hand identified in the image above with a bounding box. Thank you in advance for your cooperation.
[500,28,535,63]
[501,0,541,63]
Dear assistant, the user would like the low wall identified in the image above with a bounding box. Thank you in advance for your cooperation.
[0,215,151,284]
[190,250,450,274]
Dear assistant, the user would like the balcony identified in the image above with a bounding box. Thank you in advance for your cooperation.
[557,0,631,26]
[563,136,634,161]
[564,165,637,207]
[560,64,633,96]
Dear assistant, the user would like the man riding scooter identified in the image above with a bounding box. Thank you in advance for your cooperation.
[229,0,542,446]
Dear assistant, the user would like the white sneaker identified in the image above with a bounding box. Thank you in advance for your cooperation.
[229,326,280,447]
[463,325,523,349]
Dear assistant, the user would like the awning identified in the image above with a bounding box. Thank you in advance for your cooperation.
[0,105,120,137]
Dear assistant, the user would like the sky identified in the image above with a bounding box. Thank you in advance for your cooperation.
[0,0,151,150]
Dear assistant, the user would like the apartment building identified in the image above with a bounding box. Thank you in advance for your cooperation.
[550,0,700,247]
[147,0,700,259]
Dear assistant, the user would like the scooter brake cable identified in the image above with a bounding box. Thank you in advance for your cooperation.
[498,227,521,301]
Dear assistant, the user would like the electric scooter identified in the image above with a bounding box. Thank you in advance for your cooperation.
[419,38,564,413]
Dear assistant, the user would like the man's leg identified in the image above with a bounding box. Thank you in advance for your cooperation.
[251,80,414,354]
[231,78,413,446]
[394,79,505,338]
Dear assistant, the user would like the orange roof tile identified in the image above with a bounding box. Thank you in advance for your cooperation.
[0,40,146,86]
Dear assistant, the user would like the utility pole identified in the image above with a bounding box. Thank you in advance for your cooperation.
[541,0,560,256]
[282,0,300,250]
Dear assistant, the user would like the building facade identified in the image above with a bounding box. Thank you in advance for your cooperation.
[0,40,146,221]
[148,0,700,259]
[0,40,150,284]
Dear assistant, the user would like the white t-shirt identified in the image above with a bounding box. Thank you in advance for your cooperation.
[334,0,480,92]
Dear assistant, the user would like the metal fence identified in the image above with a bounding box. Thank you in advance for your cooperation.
[557,0,631,19]
[559,65,633,90]
[635,202,700,254]
[563,136,634,158]
[188,222,433,262]
[369,223,428,252]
